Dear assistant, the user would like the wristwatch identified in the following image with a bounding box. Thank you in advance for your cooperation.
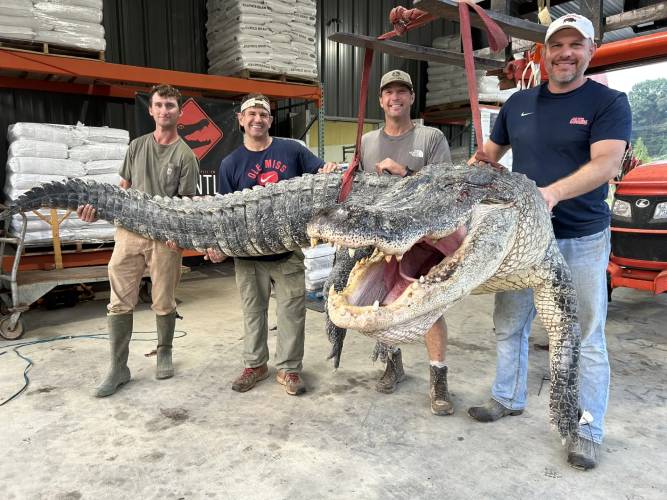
[404,165,415,177]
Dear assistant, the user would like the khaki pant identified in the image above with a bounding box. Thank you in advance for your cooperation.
[108,227,182,316]
[234,251,306,373]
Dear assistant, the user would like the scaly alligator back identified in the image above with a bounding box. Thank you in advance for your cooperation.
[5,173,398,255]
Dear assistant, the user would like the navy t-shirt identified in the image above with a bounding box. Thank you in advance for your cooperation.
[491,79,631,238]
[217,137,324,194]
[217,137,324,261]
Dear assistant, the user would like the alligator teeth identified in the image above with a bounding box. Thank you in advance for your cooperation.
[385,255,392,263]
[310,237,319,248]
[396,254,403,262]
[372,300,379,311]
[348,248,356,258]
[419,275,425,283]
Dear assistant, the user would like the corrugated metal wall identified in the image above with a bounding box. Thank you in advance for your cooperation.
[103,0,208,72]
[319,0,457,120]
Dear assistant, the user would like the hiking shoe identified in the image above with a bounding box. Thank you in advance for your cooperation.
[231,364,269,392]
[467,399,523,422]
[567,437,600,470]
[430,365,454,416]
[276,370,306,395]
[376,348,406,394]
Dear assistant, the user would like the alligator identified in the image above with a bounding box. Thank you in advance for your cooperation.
[3,164,580,441]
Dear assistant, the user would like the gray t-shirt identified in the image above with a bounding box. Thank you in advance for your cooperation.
[360,123,451,173]
[119,133,199,197]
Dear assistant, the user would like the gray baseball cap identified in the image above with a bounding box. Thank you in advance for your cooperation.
[380,70,413,91]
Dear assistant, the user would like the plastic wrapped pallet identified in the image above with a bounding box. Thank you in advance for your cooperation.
[8,139,68,159]
[4,120,129,246]
[426,35,516,107]
[8,122,83,147]
[302,244,335,291]
[31,1,106,52]
[83,159,123,175]
[0,0,33,18]
[207,0,318,81]
[7,157,86,177]
[68,143,128,162]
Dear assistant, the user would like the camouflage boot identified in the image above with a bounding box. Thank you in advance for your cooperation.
[376,348,406,394]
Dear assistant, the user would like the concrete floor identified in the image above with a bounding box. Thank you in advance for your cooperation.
[0,261,665,500]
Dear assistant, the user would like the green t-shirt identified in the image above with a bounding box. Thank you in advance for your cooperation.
[119,133,199,197]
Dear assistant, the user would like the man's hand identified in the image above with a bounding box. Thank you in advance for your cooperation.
[375,158,408,177]
[318,162,339,173]
[538,186,561,212]
[77,204,98,222]
[204,247,227,263]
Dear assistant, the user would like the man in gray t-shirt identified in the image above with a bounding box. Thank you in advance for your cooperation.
[360,70,454,417]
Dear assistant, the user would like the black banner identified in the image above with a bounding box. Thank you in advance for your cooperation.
[135,94,243,196]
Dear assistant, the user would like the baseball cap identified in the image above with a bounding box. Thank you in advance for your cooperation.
[380,70,413,92]
[545,14,594,43]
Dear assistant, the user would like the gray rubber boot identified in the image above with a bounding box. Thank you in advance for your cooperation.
[94,313,133,398]
[156,311,176,380]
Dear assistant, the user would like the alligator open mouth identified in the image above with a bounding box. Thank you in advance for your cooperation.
[340,227,467,310]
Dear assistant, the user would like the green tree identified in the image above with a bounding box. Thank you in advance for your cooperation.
[632,137,651,163]
[628,78,667,158]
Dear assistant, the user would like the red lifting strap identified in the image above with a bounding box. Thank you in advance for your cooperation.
[337,8,435,203]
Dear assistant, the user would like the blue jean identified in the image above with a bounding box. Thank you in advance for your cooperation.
[491,228,611,443]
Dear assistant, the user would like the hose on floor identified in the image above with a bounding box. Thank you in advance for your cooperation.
[0,329,188,407]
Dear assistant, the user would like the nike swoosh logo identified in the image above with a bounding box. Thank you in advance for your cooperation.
[521,112,533,117]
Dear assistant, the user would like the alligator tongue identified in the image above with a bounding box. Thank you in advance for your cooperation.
[381,227,466,305]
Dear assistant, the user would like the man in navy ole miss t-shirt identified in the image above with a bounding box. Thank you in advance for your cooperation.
[207,93,338,398]
[468,14,631,471]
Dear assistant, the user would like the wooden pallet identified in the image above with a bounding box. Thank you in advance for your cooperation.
[0,37,105,61]
[233,69,318,85]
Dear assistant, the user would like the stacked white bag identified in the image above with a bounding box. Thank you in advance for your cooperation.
[207,0,318,81]
[302,244,335,291]
[426,35,516,108]
[0,0,105,52]
[5,121,129,244]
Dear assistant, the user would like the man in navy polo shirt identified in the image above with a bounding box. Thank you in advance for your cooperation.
[209,93,337,396]
[468,14,631,470]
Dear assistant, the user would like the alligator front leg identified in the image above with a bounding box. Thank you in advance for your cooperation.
[323,246,374,367]
[533,241,581,442]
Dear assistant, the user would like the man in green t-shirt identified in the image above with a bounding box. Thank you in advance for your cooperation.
[78,84,199,397]
[361,70,454,416]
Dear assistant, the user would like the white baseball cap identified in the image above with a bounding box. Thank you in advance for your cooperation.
[545,14,594,43]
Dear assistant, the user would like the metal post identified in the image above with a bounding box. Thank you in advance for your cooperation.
[318,82,325,159]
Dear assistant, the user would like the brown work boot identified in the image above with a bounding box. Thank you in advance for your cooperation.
[429,365,454,415]
[467,398,524,422]
[376,348,406,394]
[276,370,306,395]
[231,364,269,392]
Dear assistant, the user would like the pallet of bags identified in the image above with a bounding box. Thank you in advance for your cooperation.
[33,0,106,51]
[425,35,517,108]
[0,0,38,41]
[302,244,335,291]
[0,0,106,53]
[206,0,318,82]
[5,121,128,245]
